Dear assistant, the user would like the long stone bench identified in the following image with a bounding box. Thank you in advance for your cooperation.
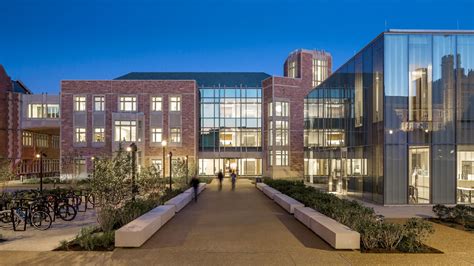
[165,192,193,213]
[262,186,282,200]
[273,193,304,214]
[308,210,360,249]
[115,205,175,247]
[256,182,268,191]
[294,206,325,228]
[198,183,206,194]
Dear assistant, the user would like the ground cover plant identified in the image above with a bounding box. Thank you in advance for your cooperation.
[265,179,436,253]
[57,147,190,251]
[432,204,474,231]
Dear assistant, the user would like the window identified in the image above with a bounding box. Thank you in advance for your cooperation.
[170,96,181,111]
[119,96,137,112]
[28,104,44,118]
[408,147,430,204]
[46,104,60,118]
[93,128,105,142]
[312,58,328,87]
[275,102,289,117]
[74,96,86,112]
[151,128,162,143]
[170,128,181,143]
[151,159,163,176]
[74,128,86,143]
[288,61,297,78]
[114,121,136,142]
[74,159,87,178]
[36,134,49,147]
[355,55,363,127]
[151,97,162,111]
[94,96,105,111]
[275,121,289,146]
[275,150,289,166]
[52,136,60,149]
[27,104,59,118]
[22,131,33,146]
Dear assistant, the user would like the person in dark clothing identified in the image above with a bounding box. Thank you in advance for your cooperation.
[230,171,237,190]
[190,176,200,202]
[217,170,224,190]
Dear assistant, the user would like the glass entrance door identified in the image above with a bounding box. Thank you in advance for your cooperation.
[224,158,238,177]
[408,147,430,204]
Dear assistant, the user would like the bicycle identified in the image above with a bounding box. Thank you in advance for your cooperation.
[0,202,52,231]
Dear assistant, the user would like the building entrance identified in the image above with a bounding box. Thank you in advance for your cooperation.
[224,158,238,177]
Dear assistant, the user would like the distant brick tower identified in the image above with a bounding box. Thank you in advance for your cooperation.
[263,49,332,179]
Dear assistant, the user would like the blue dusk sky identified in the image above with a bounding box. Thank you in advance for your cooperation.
[1,0,473,94]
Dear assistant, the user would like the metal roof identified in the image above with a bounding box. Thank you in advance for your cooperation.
[115,72,271,87]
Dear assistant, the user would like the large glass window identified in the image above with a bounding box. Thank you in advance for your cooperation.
[94,96,105,112]
[47,104,60,118]
[457,146,474,204]
[114,121,136,142]
[456,35,474,143]
[74,128,86,143]
[355,54,363,127]
[409,35,432,122]
[275,150,289,166]
[170,96,181,111]
[408,147,430,204]
[151,128,162,143]
[170,128,181,143]
[74,96,86,112]
[22,131,33,146]
[28,104,44,118]
[312,58,329,87]
[119,96,137,112]
[288,61,297,78]
[275,102,289,117]
[151,96,162,111]
[93,128,105,143]
[275,121,288,146]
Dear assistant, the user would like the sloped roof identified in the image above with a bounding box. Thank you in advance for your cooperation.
[115,72,270,87]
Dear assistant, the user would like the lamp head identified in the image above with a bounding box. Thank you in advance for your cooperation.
[161,140,167,147]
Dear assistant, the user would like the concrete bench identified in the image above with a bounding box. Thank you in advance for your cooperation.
[165,192,193,213]
[262,186,282,200]
[273,194,304,214]
[115,205,175,247]
[256,182,268,191]
[294,206,325,228]
[198,183,206,194]
[309,211,360,249]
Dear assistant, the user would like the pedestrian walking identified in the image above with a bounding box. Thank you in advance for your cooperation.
[231,171,237,190]
[190,175,200,202]
[217,170,224,190]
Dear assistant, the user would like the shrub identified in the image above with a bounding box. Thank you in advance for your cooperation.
[432,204,474,229]
[398,218,434,252]
[265,179,435,252]
[379,222,405,251]
[74,227,114,251]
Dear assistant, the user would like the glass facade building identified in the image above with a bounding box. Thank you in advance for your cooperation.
[305,30,474,205]
[199,85,264,176]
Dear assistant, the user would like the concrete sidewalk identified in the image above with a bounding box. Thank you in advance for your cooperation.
[1,178,473,265]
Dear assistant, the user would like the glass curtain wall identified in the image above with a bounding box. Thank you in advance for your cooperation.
[199,87,262,152]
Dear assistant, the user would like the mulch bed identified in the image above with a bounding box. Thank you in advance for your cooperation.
[361,244,443,254]
[427,218,474,233]
[54,243,114,252]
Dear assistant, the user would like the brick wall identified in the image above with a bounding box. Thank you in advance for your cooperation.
[61,80,198,177]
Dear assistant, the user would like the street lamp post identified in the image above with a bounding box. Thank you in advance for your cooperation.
[35,152,46,194]
[161,140,167,179]
[168,151,173,191]
[91,156,96,179]
[185,155,189,185]
[127,143,138,200]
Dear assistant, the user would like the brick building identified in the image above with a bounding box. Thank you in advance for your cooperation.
[60,50,331,179]
[0,65,60,178]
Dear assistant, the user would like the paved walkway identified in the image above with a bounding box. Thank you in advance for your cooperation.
[1,179,474,265]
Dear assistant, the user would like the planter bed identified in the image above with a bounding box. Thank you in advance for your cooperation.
[257,183,360,249]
